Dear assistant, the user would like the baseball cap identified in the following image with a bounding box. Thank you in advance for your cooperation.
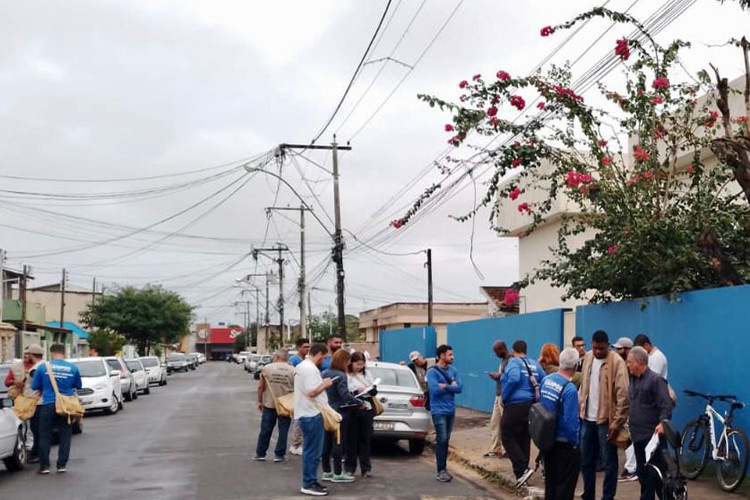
[408,350,421,362]
[25,344,45,356]
[612,337,633,349]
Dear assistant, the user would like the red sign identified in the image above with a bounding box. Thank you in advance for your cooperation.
[209,328,243,344]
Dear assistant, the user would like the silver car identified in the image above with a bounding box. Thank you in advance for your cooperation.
[104,357,137,402]
[125,359,151,395]
[367,361,430,455]
[138,356,167,386]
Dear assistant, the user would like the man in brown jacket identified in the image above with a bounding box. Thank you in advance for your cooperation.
[578,330,629,500]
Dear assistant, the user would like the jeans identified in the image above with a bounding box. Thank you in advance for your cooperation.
[634,437,664,500]
[432,413,455,473]
[299,415,325,488]
[322,412,349,475]
[38,403,73,470]
[501,401,533,478]
[345,407,373,474]
[255,407,291,458]
[544,442,581,500]
[580,420,618,500]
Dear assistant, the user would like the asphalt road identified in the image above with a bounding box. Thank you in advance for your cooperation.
[0,361,503,500]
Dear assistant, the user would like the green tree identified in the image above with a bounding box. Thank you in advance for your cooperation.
[413,8,750,303]
[308,313,361,342]
[87,329,126,356]
[81,285,194,355]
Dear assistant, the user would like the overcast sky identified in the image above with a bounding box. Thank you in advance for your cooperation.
[1,0,748,328]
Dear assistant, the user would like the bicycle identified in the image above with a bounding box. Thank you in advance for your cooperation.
[680,389,749,492]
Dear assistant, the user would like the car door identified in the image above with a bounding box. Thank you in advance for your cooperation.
[0,405,18,458]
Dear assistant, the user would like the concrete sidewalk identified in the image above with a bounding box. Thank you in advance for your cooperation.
[433,408,749,500]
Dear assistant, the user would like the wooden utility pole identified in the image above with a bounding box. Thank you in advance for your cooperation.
[0,249,5,323]
[60,268,66,327]
[253,245,290,347]
[20,265,28,331]
[426,249,433,326]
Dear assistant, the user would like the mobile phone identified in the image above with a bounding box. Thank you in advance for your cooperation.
[330,376,340,381]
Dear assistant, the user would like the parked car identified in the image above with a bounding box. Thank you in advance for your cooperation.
[124,359,150,395]
[0,396,26,471]
[367,361,429,455]
[167,353,191,374]
[138,356,167,386]
[245,354,261,373]
[237,351,250,364]
[104,357,137,402]
[184,354,198,370]
[0,364,10,399]
[189,352,206,364]
[253,355,274,379]
[70,357,123,416]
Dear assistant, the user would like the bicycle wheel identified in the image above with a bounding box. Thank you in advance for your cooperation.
[680,420,709,479]
[716,426,749,492]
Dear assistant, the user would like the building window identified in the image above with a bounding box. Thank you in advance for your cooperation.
[404,323,411,328]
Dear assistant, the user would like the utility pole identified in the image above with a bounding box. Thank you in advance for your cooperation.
[0,249,5,323]
[253,244,289,348]
[21,265,28,331]
[60,268,66,327]
[92,277,97,306]
[426,249,433,326]
[266,206,311,340]
[277,141,352,340]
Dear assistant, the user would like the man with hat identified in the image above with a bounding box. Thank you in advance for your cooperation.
[407,351,428,394]
[613,337,633,362]
[5,344,44,461]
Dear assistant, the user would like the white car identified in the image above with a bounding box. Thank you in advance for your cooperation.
[245,354,261,373]
[237,351,250,364]
[190,352,206,364]
[104,357,137,402]
[138,356,167,386]
[0,397,26,472]
[70,357,124,415]
[125,359,151,395]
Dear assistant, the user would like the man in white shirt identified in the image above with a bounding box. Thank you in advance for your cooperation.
[295,343,334,497]
[633,334,668,379]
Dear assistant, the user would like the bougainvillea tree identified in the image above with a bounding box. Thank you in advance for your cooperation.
[408,8,750,304]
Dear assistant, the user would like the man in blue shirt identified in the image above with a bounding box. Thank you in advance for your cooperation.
[319,334,342,371]
[31,343,82,475]
[289,338,310,367]
[426,344,463,483]
[541,347,581,500]
[501,340,546,485]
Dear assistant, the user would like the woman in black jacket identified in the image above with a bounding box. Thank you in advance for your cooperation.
[321,349,361,483]
[346,351,377,477]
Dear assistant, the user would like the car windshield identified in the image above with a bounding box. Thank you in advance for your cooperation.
[74,360,107,377]
[126,361,143,371]
[250,355,261,362]
[168,354,185,361]
[368,366,419,389]
[105,359,122,371]
[261,356,272,363]
[140,358,159,368]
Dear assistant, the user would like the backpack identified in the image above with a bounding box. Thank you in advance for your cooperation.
[529,379,570,452]
[520,358,541,402]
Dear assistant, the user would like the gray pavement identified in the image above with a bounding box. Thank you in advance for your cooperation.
[0,361,504,500]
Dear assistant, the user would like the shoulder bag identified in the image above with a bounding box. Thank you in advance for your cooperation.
[12,375,39,421]
[303,382,343,442]
[46,362,85,424]
[262,369,295,418]
[529,379,571,452]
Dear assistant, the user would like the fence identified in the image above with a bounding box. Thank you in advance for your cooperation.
[576,284,750,435]
[379,326,436,364]
[447,309,569,412]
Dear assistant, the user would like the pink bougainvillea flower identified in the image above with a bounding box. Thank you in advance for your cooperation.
[651,95,664,105]
[459,80,468,89]
[598,140,608,147]
[615,38,630,61]
[652,77,670,90]
[686,164,695,174]
[472,73,481,81]
[704,110,719,128]
[737,116,748,124]
[642,171,654,180]
[491,97,500,105]
[601,156,613,166]
[511,158,523,168]
[553,85,584,102]
[444,124,454,132]
[502,288,520,306]
[391,219,405,229]
[448,135,460,146]
[459,95,467,102]
[537,102,546,109]
[510,95,526,110]
[509,187,522,200]
[487,106,498,117]
[512,141,521,148]
[489,116,500,127]
[540,26,555,37]
[566,171,593,188]
[633,146,650,162]
[607,245,619,255]
[496,70,511,81]
[517,202,532,213]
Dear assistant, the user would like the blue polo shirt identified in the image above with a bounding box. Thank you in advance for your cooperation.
[31,360,83,405]
[426,365,463,416]
[539,372,580,447]
[501,356,546,405]
[289,354,303,367]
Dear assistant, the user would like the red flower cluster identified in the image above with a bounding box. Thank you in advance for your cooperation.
[537,102,546,109]
[652,77,670,90]
[497,70,511,81]
[509,187,522,200]
[511,158,523,168]
[601,156,613,167]
[566,170,593,188]
[633,146,650,162]
[737,116,748,124]
[540,26,555,37]
[642,171,653,180]
[502,288,520,306]
[459,80,468,89]
[391,219,405,229]
[607,245,619,255]
[553,85,583,102]
[510,95,526,110]
[489,116,500,127]
[686,164,695,174]
[472,74,481,81]
[444,124,454,132]
[704,111,719,128]
[598,140,608,147]
[487,106,498,117]
[651,95,663,105]
[615,38,630,61]
[448,135,460,146]
[606,91,622,103]
[517,202,532,214]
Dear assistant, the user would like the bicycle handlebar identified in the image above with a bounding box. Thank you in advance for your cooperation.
[684,389,741,405]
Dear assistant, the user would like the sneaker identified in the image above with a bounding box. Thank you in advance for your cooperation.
[289,446,303,456]
[618,470,638,482]
[516,468,534,488]
[362,471,373,478]
[300,484,328,496]
[331,473,355,483]
[320,472,334,482]
[273,456,287,463]
[57,465,67,473]
[313,482,329,492]
[436,470,452,482]
[251,455,266,461]
[38,468,50,475]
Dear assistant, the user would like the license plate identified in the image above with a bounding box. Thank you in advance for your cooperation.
[82,401,92,406]
[388,403,408,409]
[373,421,395,431]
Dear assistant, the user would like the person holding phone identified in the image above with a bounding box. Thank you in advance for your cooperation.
[427,344,463,483]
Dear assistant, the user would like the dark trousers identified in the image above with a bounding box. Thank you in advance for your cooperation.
[634,438,664,500]
[299,415,324,488]
[38,403,73,470]
[322,413,349,475]
[501,401,533,478]
[544,442,582,500]
[432,413,455,473]
[580,420,618,500]
[255,407,291,458]
[345,407,373,475]
[28,411,41,458]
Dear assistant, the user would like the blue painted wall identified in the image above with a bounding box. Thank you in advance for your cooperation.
[447,309,569,412]
[379,326,437,364]
[577,285,750,435]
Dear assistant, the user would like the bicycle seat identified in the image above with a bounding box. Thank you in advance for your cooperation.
[731,401,745,410]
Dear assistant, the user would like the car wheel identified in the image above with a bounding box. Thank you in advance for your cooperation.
[104,393,119,415]
[144,386,151,395]
[118,394,124,410]
[408,439,426,455]
[132,388,138,400]
[72,418,83,435]
[3,427,27,471]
